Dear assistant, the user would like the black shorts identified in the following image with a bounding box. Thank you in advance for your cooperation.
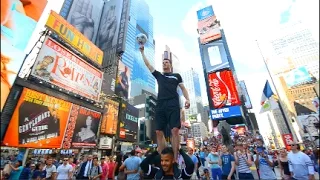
[155,98,181,131]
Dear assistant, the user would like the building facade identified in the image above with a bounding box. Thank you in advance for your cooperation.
[191,122,208,140]
[122,0,156,97]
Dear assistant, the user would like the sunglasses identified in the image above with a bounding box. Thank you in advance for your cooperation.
[63,160,68,161]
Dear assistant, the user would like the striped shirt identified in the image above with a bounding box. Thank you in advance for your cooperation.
[237,154,251,173]
[288,151,315,180]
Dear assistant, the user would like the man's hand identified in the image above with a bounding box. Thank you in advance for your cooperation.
[139,46,144,53]
[227,175,231,180]
[185,100,190,109]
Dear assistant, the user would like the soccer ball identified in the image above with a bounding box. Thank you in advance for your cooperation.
[136,33,147,45]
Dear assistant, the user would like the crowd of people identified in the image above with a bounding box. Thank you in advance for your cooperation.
[1,134,319,180]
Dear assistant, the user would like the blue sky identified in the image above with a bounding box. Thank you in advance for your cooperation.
[144,0,319,133]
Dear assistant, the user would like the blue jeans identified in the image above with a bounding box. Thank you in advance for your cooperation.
[200,158,206,166]
[211,168,222,180]
[238,173,254,180]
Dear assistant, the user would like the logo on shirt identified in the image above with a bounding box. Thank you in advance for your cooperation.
[164,75,178,80]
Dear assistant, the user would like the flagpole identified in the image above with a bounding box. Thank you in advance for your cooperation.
[255,40,293,135]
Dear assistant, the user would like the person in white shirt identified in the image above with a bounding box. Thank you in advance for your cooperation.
[57,158,73,180]
[44,158,57,179]
[288,142,315,180]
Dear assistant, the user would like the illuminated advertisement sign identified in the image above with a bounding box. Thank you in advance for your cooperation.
[230,124,247,136]
[1,0,47,111]
[119,101,138,142]
[201,41,230,73]
[197,6,221,44]
[297,114,319,137]
[2,88,72,148]
[30,36,103,101]
[210,105,243,120]
[100,99,119,135]
[239,81,253,109]
[45,11,103,66]
[115,61,131,99]
[283,66,313,88]
[208,70,241,109]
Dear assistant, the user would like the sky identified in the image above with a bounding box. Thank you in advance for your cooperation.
[145,0,319,134]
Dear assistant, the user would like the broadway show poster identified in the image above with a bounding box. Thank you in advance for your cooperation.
[100,99,119,135]
[208,70,241,109]
[30,36,103,101]
[71,107,101,148]
[1,0,47,111]
[66,0,104,42]
[2,88,72,148]
[118,101,138,142]
[197,5,221,44]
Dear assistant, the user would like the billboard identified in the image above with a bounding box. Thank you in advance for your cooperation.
[230,124,247,136]
[45,11,103,66]
[100,99,119,135]
[2,88,72,148]
[297,114,319,137]
[283,67,313,88]
[1,0,47,111]
[115,61,131,99]
[208,70,241,109]
[197,6,221,44]
[210,105,243,120]
[239,81,253,109]
[119,101,139,142]
[68,106,101,148]
[282,134,294,151]
[99,136,113,149]
[30,36,103,101]
[201,41,229,73]
[98,0,131,67]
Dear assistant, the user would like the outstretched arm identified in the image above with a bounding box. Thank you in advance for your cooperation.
[139,47,155,72]
[180,149,194,179]
[140,151,160,178]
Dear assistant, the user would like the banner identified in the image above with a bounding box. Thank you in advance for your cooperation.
[283,67,313,88]
[70,106,101,148]
[100,99,119,135]
[45,11,103,66]
[115,61,131,99]
[210,106,243,120]
[239,81,253,109]
[201,41,230,73]
[197,6,221,44]
[30,36,103,101]
[99,136,113,149]
[119,101,138,142]
[297,114,319,137]
[1,0,47,111]
[208,70,241,109]
[98,0,131,67]
[2,88,72,148]
[230,124,247,136]
[282,134,293,150]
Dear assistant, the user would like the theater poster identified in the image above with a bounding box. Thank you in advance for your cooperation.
[69,106,101,148]
[2,88,72,148]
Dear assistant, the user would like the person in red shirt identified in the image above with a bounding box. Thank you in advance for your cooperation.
[100,157,109,180]
[107,156,116,180]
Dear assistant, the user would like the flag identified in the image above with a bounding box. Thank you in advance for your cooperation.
[260,80,274,105]
[260,96,279,114]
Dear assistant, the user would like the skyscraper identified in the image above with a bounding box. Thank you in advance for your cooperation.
[181,69,203,121]
[162,45,181,73]
[122,0,156,97]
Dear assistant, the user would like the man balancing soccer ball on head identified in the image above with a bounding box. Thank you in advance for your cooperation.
[139,46,190,162]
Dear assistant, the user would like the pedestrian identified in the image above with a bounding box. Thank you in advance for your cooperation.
[288,142,315,180]
[107,156,116,180]
[88,157,103,180]
[32,163,46,180]
[56,158,73,180]
[76,155,93,179]
[8,160,23,180]
[278,148,290,180]
[114,153,124,180]
[100,157,109,180]
[207,147,222,180]
[200,148,207,167]
[18,162,31,180]
[201,168,211,180]
[253,146,276,180]
[29,164,36,180]
[44,158,57,180]
[139,46,190,162]
[234,143,254,180]
[187,148,199,179]
[218,145,236,180]
[119,150,141,180]
[140,147,194,179]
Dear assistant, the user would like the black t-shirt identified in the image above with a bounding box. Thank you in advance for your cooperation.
[152,70,183,100]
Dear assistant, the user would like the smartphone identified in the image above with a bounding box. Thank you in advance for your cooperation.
[257,147,264,153]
